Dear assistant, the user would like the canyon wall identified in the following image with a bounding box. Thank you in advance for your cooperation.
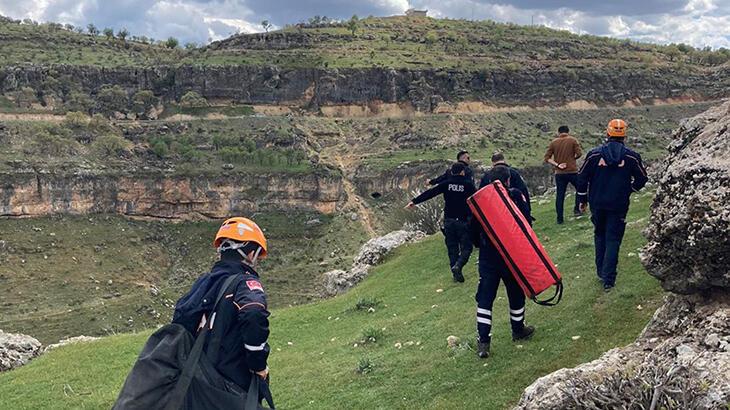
[1,64,728,112]
[0,171,344,218]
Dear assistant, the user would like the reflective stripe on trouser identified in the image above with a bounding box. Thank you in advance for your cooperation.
[476,258,526,343]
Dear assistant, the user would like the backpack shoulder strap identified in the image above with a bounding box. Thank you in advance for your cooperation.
[164,275,238,410]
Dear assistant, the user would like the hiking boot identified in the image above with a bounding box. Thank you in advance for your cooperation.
[603,283,614,292]
[512,325,535,341]
[573,210,583,217]
[557,219,564,225]
[477,340,490,358]
[451,264,464,283]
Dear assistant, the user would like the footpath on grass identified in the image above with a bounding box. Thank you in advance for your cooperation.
[0,192,662,410]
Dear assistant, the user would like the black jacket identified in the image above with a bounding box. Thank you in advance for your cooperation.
[184,259,271,390]
[577,141,648,212]
[412,175,476,221]
[429,161,474,186]
[471,187,532,265]
[480,163,531,212]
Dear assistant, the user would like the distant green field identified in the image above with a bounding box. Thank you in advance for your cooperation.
[0,192,662,409]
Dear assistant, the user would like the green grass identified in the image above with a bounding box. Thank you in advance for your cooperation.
[0,192,662,409]
[0,211,366,345]
[1,16,727,70]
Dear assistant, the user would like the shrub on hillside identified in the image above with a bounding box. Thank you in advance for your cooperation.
[33,130,79,157]
[96,85,128,115]
[13,87,37,108]
[131,90,159,115]
[64,91,94,113]
[63,111,90,129]
[91,134,131,157]
[180,91,208,108]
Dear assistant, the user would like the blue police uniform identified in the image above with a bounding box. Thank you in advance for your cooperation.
[412,174,476,279]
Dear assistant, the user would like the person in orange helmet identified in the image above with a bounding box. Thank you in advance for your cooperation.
[577,120,648,291]
[171,216,274,406]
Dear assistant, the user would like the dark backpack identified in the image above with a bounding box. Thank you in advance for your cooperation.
[113,275,275,410]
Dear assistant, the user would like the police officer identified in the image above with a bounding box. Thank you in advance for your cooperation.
[173,217,272,402]
[428,150,474,185]
[470,166,535,358]
[484,151,531,213]
[577,119,648,291]
[407,162,476,282]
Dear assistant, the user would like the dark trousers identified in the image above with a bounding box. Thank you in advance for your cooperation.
[444,218,473,270]
[591,209,628,286]
[475,258,526,343]
[555,173,580,222]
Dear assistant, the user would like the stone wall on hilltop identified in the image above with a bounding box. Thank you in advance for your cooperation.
[515,100,730,410]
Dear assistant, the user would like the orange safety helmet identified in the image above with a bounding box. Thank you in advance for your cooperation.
[213,217,268,259]
[606,119,627,138]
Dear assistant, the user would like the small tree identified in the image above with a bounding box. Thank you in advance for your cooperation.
[164,37,179,49]
[64,91,94,113]
[665,45,681,62]
[103,27,114,39]
[347,15,359,36]
[184,42,198,50]
[261,20,272,33]
[87,23,98,35]
[117,28,129,41]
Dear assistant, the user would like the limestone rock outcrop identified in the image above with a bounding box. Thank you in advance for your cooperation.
[515,100,730,409]
[0,329,42,372]
[0,171,345,218]
[642,101,730,293]
[2,64,728,113]
[323,230,425,296]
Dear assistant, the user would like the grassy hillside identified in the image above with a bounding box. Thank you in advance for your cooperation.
[0,211,366,345]
[1,102,712,177]
[0,192,663,409]
[207,16,730,70]
[1,15,728,70]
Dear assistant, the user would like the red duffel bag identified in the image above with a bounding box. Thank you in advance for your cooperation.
[468,181,563,306]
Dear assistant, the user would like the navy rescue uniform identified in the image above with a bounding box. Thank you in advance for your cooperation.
[412,175,477,272]
[577,139,648,287]
[470,185,533,344]
[174,258,270,391]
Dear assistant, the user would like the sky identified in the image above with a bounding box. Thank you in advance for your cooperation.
[0,0,728,48]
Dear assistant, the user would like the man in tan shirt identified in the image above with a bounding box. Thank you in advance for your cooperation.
[544,125,583,224]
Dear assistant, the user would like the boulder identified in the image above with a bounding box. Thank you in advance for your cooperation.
[515,101,730,409]
[642,100,730,294]
[354,230,426,266]
[0,329,42,372]
[322,230,425,296]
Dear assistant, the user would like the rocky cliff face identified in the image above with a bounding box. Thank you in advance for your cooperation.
[515,100,730,409]
[0,170,344,218]
[2,64,728,112]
